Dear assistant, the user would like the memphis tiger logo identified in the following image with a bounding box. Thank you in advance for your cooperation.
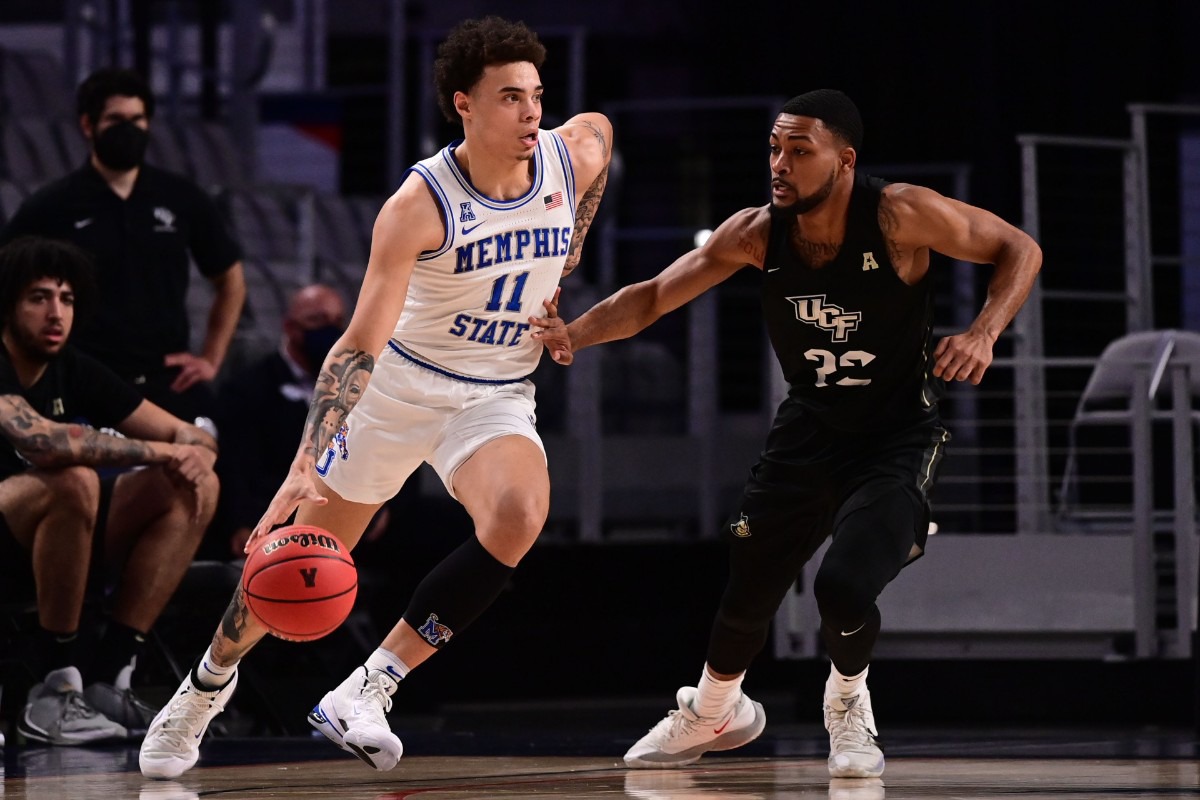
[417,613,454,647]
[730,513,752,538]
[314,422,351,477]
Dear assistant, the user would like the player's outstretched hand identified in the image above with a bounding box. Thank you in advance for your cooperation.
[248,468,328,551]
[932,330,994,385]
[530,288,575,365]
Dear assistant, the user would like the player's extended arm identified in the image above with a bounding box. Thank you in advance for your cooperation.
[250,174,442,540]
[533,207,767,364]
[556,112,613,277]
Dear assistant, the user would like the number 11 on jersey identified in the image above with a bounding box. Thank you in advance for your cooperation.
[486,271,530,313]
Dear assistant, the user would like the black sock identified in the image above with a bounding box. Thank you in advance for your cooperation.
[93,621,146,686]
[36,627,78,676]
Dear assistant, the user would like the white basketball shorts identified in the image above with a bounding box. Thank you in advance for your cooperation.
[316,342,545,504]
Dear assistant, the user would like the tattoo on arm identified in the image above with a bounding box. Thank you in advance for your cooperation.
[302,347,376,459]
[219,586,250,645]
[878,201,904,266]
[76,427,157,465]
[576,120,609,159]
[0,395,157,468]
[563,164,609,277]
[175,425,219,454]
[738,233,765,265]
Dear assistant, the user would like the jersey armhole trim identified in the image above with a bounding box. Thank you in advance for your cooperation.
[547,130,576,217]
[407,165,454,260]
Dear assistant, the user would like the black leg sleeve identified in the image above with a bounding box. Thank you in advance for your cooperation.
[401,535,515,648]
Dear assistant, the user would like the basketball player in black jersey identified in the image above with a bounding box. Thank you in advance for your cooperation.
[532,89,1042,779]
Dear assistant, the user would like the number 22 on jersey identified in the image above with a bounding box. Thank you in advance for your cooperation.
[804,348,875,387]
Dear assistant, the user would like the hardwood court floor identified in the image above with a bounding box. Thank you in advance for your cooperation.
[4,725,1200,799]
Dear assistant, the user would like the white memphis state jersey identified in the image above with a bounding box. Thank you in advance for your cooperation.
[391,130,576,382]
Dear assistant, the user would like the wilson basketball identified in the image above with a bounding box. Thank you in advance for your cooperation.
[242,525,358,642]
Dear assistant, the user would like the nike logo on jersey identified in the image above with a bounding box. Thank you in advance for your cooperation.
[74,218,94,229]
[766,267,780,273]
[840,622,867,637]
[461,221,484,235]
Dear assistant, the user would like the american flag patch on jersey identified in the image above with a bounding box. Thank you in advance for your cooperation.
[543,191,563,210]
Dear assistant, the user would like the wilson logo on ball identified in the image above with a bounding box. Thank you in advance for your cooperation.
[261,530,344,557]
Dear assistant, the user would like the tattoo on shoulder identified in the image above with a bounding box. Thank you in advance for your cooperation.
[576,120,609,159]
[737,232,765,265]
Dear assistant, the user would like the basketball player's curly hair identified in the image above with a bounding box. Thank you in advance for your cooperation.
[434,16,547,124]
[0,237,97,329]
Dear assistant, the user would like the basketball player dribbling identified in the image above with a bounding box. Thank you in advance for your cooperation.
[140,15,612,778]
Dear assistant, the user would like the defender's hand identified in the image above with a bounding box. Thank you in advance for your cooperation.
[530,288,575,365]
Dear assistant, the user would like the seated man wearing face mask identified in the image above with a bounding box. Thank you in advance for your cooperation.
[213,284,350,557]
[0,68,246,423]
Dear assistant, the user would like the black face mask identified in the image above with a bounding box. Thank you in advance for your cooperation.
[93,120,149,171]
[300,324,343,374]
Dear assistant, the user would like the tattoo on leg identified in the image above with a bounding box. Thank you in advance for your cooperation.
[219,586,250,644]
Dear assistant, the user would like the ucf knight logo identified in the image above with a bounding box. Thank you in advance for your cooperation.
[786,294,861,342]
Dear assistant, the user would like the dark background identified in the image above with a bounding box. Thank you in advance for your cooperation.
[3,0,1199,729]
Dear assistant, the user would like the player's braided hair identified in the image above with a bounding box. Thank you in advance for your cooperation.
[780,89,864,151]
[434,16,547,124]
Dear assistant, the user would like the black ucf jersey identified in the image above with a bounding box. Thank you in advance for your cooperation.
[761,172,941,431]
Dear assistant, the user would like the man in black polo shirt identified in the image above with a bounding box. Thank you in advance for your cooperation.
[0,237,220,745]
[0,67,245,422]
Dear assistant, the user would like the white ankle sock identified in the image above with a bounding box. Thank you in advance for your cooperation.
[364,648,410,685]
[195,646,237,690]
[828,664,868,697]
[692,666,745,719]
[114,660,135,692]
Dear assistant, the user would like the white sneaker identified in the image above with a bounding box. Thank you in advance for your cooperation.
[624,686,766,768]
[308,666,403,771]
[824,683,884,778]
[139,670,238,779]
[19,666,127,745]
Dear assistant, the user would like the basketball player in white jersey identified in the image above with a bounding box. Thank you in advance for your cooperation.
[140,16,611,778]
